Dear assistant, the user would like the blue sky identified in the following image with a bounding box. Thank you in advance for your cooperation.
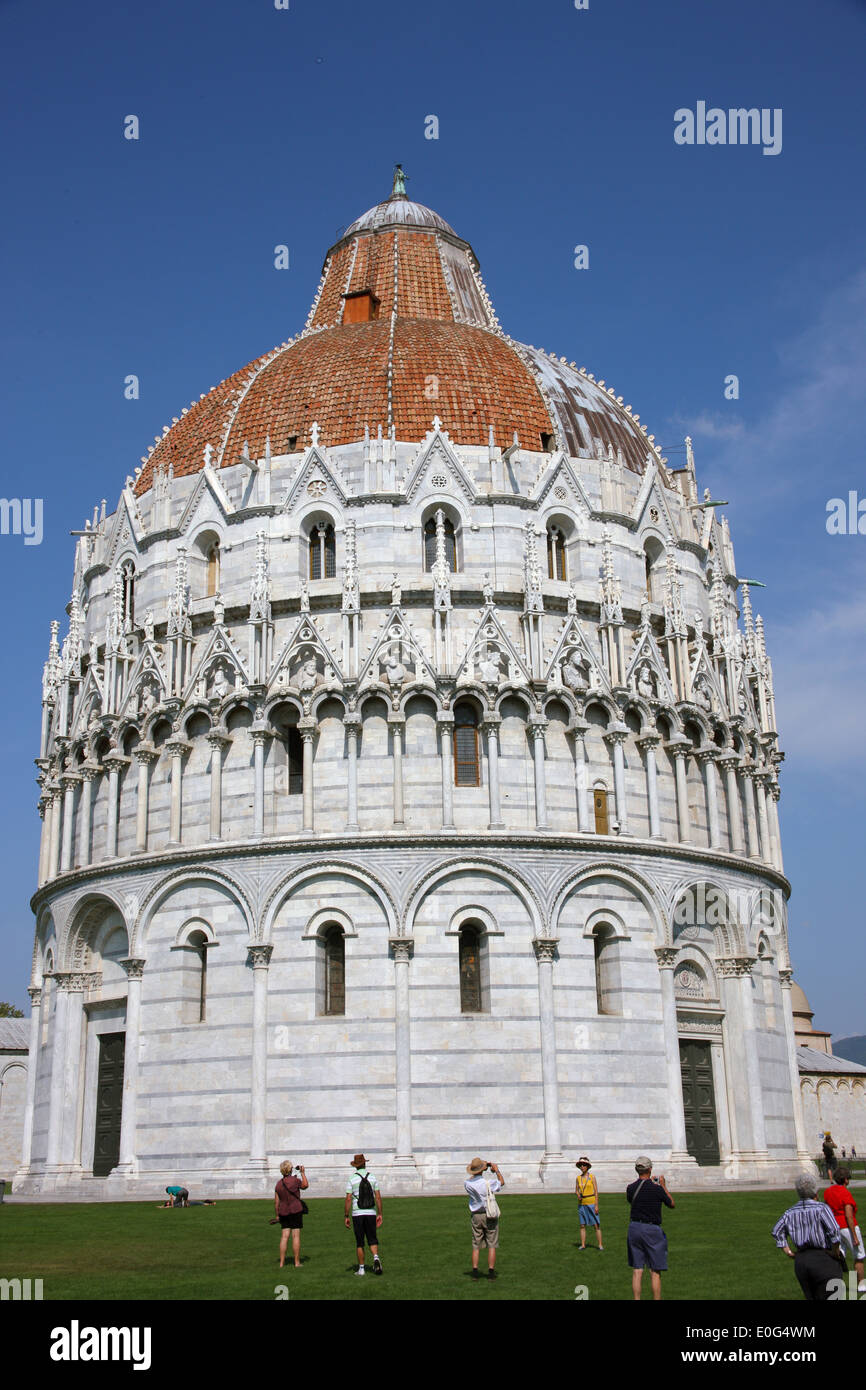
[0,0,863,1034]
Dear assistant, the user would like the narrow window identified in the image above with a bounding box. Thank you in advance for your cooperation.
[547,526,567,580]
[593,788,609,834]
[287,728,303,794]
[321,925,345,1016]
[593,925,623,1016]
[459,924,483,1013]
[424,516,457,572]
[310,524,336,580]
[188,929,208,1023]
[453,704,480,786]
[206,543,220,597]
[645,551,653,602]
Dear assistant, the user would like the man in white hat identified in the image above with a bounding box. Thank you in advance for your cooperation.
[464,1158,505,1281]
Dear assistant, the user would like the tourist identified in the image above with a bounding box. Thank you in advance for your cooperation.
[164,1184,189,1207]
[772,1173,845,1300]
[274,1161,308,1269]
[823,1164,866,1294]
[465,1157,504,1280]
[575,1157,603,1251]
[344,1154,383,1276]
[822,1133,838,1178]
[626,1157,674,1301]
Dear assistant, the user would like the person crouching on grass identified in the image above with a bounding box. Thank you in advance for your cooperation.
[575,1157,603,1251]
[274,1160,308,1269]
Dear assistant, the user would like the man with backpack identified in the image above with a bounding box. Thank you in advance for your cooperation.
[465,1157,505,1280]
[345,1153,383,1276]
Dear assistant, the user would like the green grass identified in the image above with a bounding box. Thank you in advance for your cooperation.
[0,1190,819,1301]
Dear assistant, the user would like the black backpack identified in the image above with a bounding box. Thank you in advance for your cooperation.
[357,1172,375,1209]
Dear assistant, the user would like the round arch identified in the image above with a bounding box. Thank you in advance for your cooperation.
[405,857,545,940]
[261,861,399,944]
[133,867,256,954]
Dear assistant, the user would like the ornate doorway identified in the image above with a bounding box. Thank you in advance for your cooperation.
[93,1032,125,1176]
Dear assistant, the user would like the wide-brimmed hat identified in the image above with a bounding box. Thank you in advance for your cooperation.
[576,1156,592,1169]
[466,1157,487,1175]
[635,1155,653,1172]
[352,1153,366,1167]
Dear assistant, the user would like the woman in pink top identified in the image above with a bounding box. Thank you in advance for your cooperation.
[274,1160,309,1269]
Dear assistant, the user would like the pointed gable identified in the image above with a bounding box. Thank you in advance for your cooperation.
[404,426,476,505]
[282,445,348,515]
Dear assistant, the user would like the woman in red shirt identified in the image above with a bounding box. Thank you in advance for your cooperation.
[275,1160,309,1269]
[824,1164,866,1293]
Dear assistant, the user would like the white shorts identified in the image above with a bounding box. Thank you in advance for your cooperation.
[839,1225,866,1261]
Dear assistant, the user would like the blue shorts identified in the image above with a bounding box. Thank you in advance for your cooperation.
[579,1206,600,1226]
[627,1221,668,1271]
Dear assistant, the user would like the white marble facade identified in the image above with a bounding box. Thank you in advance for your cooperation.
[16,191,810,1196]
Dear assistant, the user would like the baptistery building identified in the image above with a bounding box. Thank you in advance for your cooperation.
[16,175,811,1195]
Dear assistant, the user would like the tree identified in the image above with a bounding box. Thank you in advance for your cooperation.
[0,1002,24,1018]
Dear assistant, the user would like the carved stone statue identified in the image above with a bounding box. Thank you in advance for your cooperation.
[298,654,318,693]
[482,573,494,605]
[391,573,402,608]
[213,592,225,626]
[478,647,501,686]
[561,650,588,692]
[637,663,656,700]
[300,583,310,614]
[140,681,157,714]
[640,597,652,629]
[567,586,578,615]
[144,610,155,643]
[383,648,406,691]
[210,662,231,702]
[693,677,712,711]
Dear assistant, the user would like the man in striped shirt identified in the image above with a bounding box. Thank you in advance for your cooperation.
[772,1173,845,1300]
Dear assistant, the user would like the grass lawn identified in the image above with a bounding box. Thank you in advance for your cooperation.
[0,1190,818,1301]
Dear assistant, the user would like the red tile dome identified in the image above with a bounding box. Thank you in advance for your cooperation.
[136,183,658,494]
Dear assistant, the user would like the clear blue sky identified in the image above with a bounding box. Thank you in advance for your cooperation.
[1,0,863,1035]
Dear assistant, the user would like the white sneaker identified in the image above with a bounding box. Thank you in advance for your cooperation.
[858,1279,866,1295]
[355,1268,366,1277]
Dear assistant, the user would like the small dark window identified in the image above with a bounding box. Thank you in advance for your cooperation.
[287,435,298,452]
[547,526,567,581]
[206,543,220,597]
[287,728,303,794]
[424,516,457,572]
[453,704,480,786]
[322,926,345,1016]
[540,432,555,452]
[593,788,609,834]
[459,925,483,1013]
[310,524,336,580]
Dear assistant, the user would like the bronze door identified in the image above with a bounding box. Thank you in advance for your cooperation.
[93,1031,125,1176]
[679,1039,721,1165]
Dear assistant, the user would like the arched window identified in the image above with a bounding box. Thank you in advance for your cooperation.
[593,924,622,1015]
[453,703,480,786]
[424,515,457,572]
[547,525,567,580]
[593,787,609,834]
[318,924,345,1016]
[121,561,135,630]
[206,543,220,597]
[310,523,336,580]
[286,728,303,794]
[644,537,664,603]
[184,928,209,1024]
[459,922,487,1013]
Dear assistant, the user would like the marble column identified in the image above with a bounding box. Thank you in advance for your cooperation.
[718,754,745,855]
[533,939,567,1176]
[709,1041,733,1161]
[47,785,62,880]
[698,748,722,849]
[604,726,630,835]
[669,740,691,843]
[768,784,784,872]
[529,720,548,830]
[570,719,592,833]
[166,738,191,846]
[438,713,455,830]
[77,764,98,868]
[717,957,768,1160]
[60,773,79,874]
[779,968,813,1160]
[344,717,361,831]
[637,733,662,839]
[755,774,772,865]
[134,745,157,853]
[299,719,316,833]
[251,727,269,838]
[44,974,70,1171]
[103,753,127,859]
[247,944,273,1171]
[59,973,87,1171]
[390,938,417,1167]
[115,958,146,1174]
[389,716,405,826]
[207,730,230,841]
[742,766,761,860]
[37,799,50,886]
[654,948,691,1161]
[482,717,504,829]
[16,985,43,1175]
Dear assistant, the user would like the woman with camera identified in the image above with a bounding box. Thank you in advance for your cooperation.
[274,1160,309,1269]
